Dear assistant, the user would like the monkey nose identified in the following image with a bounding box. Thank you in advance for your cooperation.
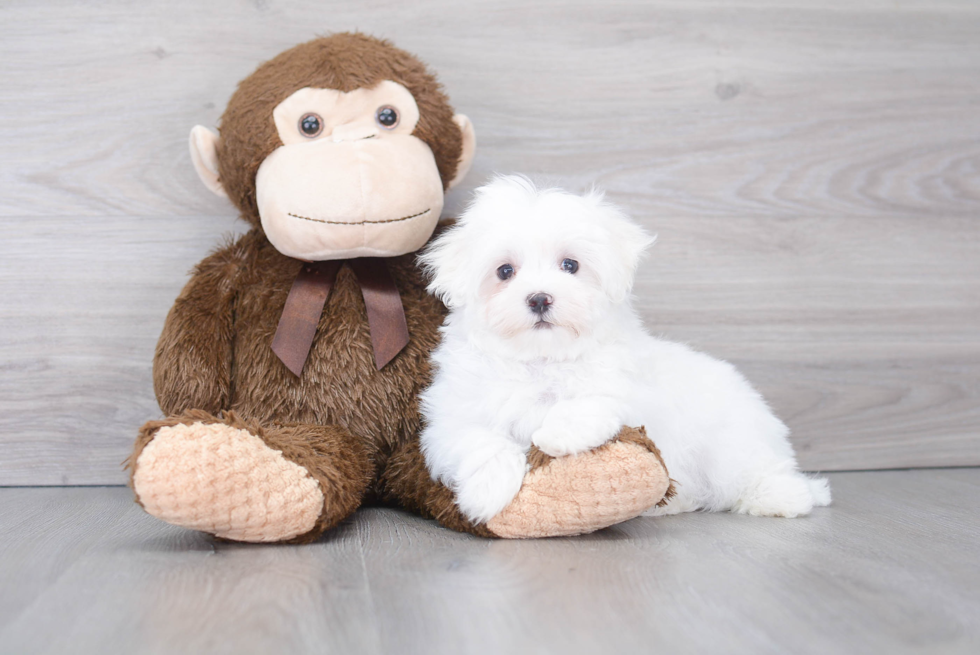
[330,123,380,143]
[527,293,554,315]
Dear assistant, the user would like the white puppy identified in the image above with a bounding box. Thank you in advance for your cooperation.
[419,175,830,524]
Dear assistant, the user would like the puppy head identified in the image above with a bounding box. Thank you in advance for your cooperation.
[421,175,654,355]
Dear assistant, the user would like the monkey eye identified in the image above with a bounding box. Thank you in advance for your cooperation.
[375,105,399,129]
[561,258,579,274]
[298,113,323,138]
[497,263,515,281]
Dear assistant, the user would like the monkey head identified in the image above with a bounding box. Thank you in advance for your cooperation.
[188,33,476,261]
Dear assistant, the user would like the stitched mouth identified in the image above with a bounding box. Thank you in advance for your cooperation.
[288,208,431,226]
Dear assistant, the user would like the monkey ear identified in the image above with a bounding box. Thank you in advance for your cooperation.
[447,114,476,190]
[189,126,228,198]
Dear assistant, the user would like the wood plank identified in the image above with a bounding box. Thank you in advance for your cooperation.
[0,487,142,627]
[1,0,979,481]
[2,1,979,219]
[356,469,980,654]
[4,472,976,654]
[0,215,246,485]
[0,487,383,655]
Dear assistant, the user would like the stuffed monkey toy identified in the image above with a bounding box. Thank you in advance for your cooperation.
[128,33,673,543]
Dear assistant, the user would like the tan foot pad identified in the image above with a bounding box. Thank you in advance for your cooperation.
[133,422,324,542]
[486,432,671,539]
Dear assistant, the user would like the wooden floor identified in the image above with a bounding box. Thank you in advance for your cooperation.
[1,470,978,655]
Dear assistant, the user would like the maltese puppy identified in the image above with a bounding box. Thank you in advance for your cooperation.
[419,175,830,524]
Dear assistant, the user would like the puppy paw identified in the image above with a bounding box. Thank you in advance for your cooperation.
[733,472,825,518]
[532,413,621,457]
[454,449,527,524]
[530,425,574,457]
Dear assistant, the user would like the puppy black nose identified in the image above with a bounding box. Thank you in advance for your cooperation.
[527,293,553,315]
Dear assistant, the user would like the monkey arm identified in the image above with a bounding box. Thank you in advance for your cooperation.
[153,243,242,416]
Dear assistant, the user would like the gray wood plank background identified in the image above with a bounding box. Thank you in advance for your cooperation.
[1,0,978,484]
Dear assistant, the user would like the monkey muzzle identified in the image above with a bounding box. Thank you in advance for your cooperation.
[255,134,444,261]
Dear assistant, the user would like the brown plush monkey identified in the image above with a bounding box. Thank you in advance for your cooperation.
[128,33,672,543]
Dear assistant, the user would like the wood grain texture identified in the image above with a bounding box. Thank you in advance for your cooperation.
[1,0,979,482]
[1,471,979,654]
[0,487,382,655]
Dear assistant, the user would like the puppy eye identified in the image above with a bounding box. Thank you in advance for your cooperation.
[561,258,579,274]
[497,263,515,281]
[376,105,399,129]
[298,113,323,138]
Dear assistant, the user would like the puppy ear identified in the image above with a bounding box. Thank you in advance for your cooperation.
[419,223,471,308]
[591,195,656,302]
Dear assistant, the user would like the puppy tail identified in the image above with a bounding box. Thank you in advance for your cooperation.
[806,475,832,507]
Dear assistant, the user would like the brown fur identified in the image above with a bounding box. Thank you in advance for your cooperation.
[144,226,447,485]
[217,33,463,226]
[381,438,496,538]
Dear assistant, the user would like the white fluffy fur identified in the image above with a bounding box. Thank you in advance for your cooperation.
[419,176,831,524]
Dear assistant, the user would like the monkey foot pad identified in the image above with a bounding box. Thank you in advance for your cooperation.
[133,422,324,542]
[487,429,673,538]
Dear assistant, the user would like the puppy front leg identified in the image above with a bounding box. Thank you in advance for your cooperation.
[532,397,624,457]
[450,431,528,524]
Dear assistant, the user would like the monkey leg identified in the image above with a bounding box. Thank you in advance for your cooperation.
[129,410,372,543]
[380,436,497,538]
[487,427,675,538]
[381,426,674,539]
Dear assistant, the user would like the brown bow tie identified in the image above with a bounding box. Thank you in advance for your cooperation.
[271,258,410,377]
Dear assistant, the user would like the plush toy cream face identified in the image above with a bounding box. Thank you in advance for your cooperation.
[190,79,475,261]
[257,81,441,260]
